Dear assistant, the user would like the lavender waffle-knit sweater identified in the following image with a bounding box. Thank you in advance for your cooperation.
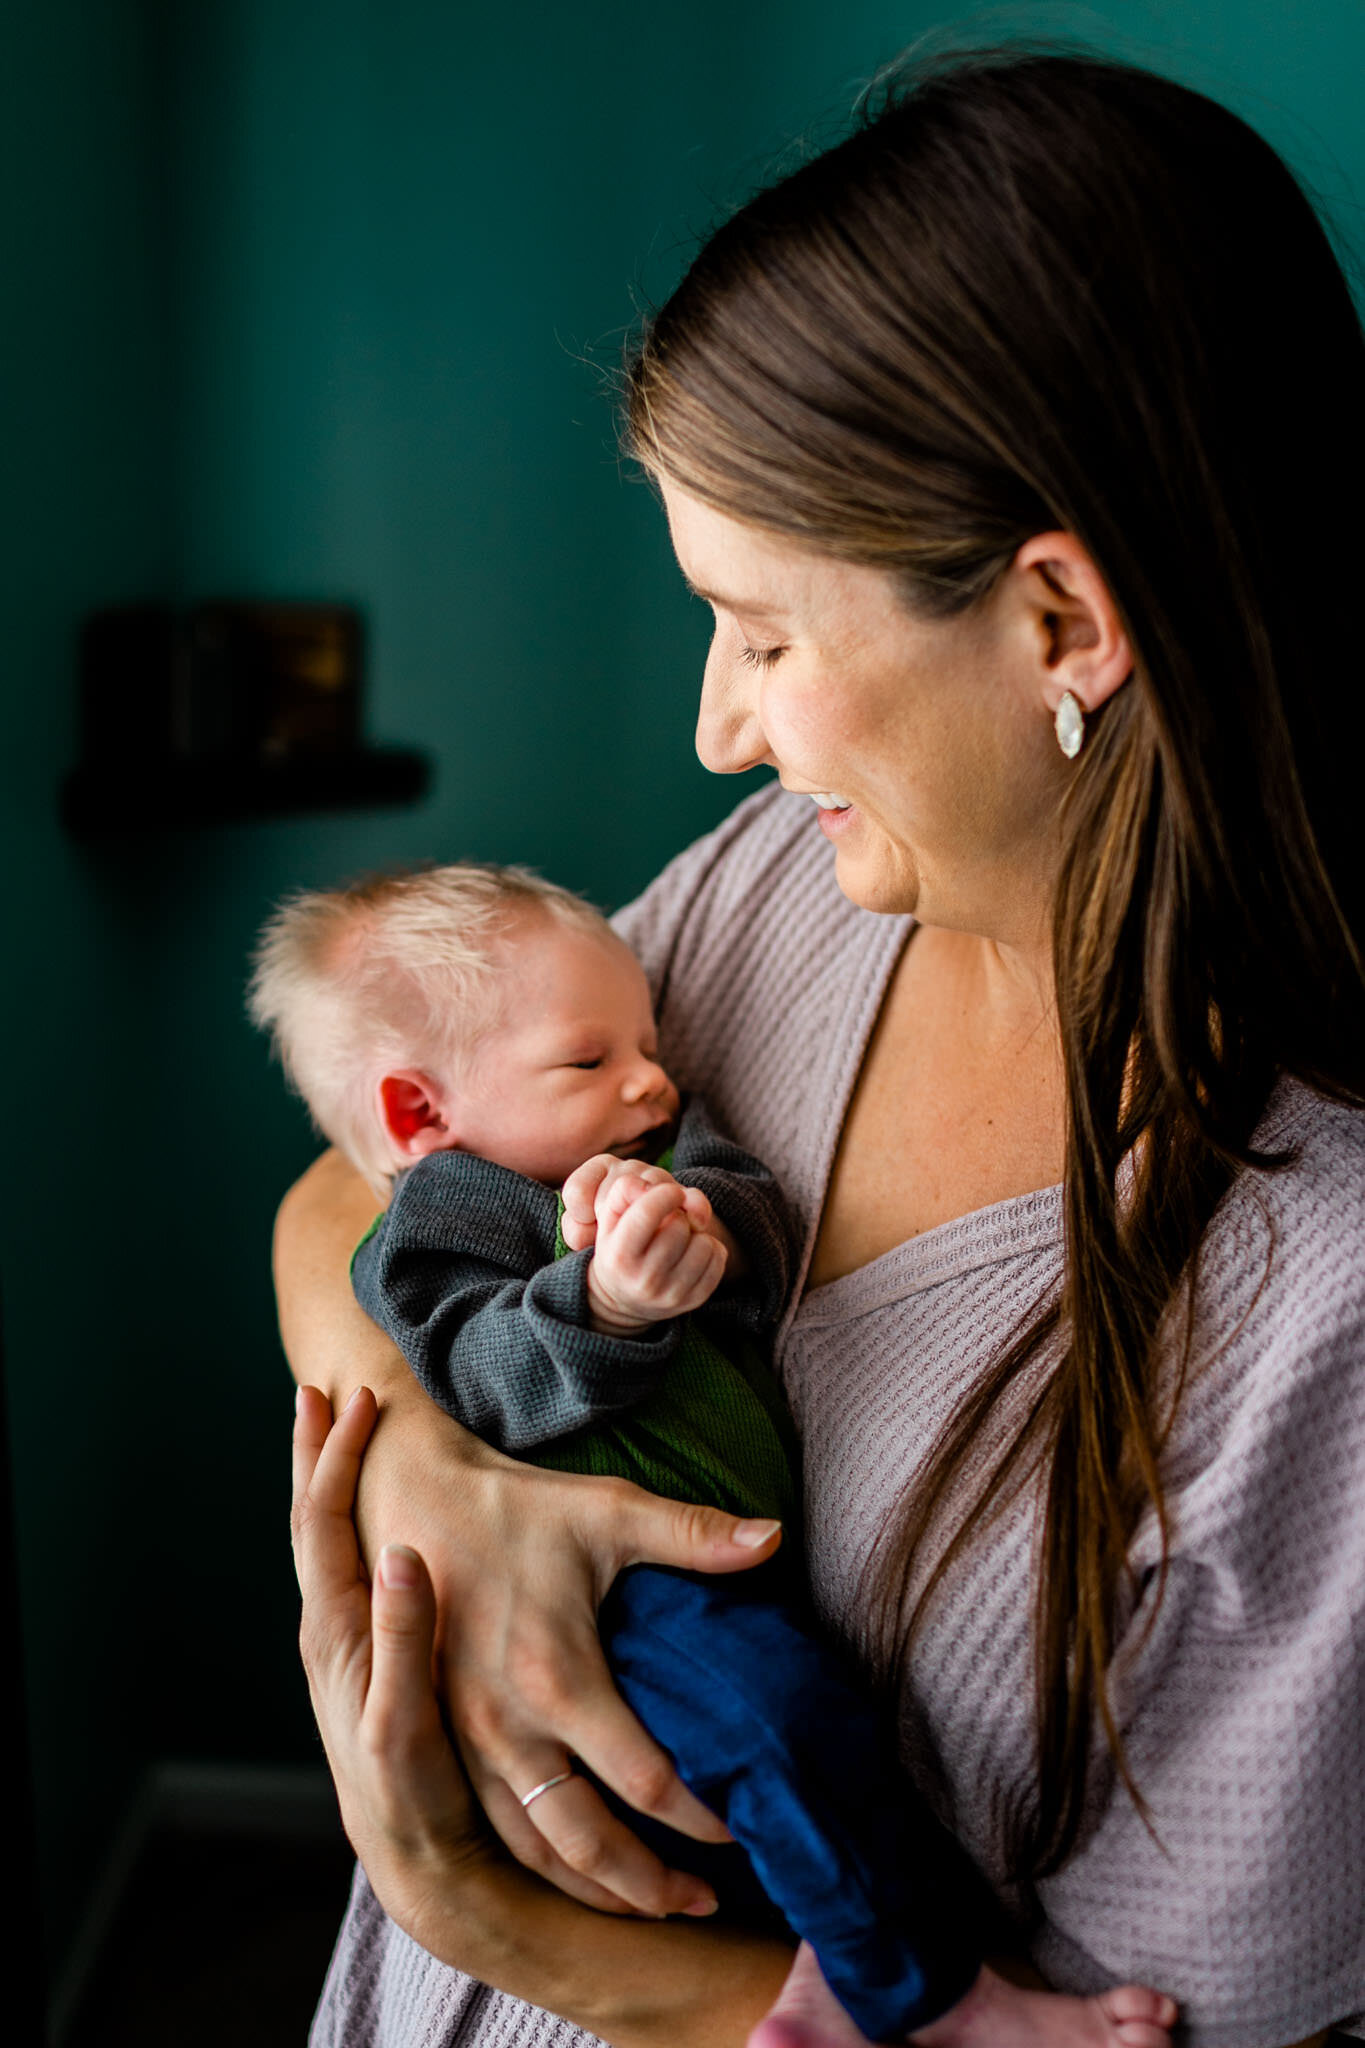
[310,786,1365,2048]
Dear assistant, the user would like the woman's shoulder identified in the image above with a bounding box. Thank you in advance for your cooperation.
[1235,1074,1365,1339]
[1160,1074,1365,1543]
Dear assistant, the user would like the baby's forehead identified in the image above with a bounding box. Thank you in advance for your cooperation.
[496,913,652,1008]
[506,909,633,966]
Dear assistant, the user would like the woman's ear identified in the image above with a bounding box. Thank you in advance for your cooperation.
[1014,531,1133,719]
[377,1070,457,1161]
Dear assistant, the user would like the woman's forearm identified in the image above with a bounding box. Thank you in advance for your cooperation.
[274,1147,413,1407]
[273,1146,511,1573]
[402,1854,792,2048]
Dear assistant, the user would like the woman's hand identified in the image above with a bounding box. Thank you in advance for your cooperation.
[292,1384,795,2048]
[276,1148,783,1919]
[357,1390,778,1919]
[292,1384,491,1934]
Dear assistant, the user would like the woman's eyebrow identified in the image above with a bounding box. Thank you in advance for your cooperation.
[682,573,787,616]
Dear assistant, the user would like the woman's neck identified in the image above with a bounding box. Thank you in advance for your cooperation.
[806,921,1067,1288]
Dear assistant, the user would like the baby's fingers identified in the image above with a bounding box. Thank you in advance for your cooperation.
[661,1231,727,1311]
[604,1179,691,1257]
[680,1186,713,1232]
[562,1155,616,1240]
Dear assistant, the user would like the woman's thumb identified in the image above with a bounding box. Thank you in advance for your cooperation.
[623,1494,783,1575]
[371,1543,438,1677]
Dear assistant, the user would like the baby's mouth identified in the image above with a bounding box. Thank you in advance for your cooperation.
[609,1120,674,1162]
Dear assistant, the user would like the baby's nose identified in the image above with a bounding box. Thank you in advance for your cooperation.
[624,1058,671,1102]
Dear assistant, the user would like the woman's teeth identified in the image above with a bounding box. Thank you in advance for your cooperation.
[810,792,852,811]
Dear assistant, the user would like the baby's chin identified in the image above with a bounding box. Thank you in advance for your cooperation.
[571,1119,677,1176]
[531,1117,679,1187]
[604,1135,664,1164]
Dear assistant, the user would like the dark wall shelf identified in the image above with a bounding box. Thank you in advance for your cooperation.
[61,747,432,836]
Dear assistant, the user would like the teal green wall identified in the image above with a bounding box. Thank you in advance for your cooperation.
[2,0,175,1989]
[5,0,1364,1995]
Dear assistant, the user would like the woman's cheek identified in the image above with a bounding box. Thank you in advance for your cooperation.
[761,674,851,780]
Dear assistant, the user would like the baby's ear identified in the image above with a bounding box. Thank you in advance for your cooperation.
[377,1070,455,1160]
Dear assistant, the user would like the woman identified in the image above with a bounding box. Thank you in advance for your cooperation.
[280,49,1365,2048]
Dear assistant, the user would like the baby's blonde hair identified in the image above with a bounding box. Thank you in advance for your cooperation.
[248,863,613,1189]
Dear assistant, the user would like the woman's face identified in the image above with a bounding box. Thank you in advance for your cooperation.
[662,481,1069,946]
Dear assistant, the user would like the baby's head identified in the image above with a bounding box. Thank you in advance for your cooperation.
[249,863,679,1194]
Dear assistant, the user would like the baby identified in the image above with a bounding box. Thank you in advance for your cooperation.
[250,862,1175,2048]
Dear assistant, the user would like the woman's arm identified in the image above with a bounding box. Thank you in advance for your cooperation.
[273,1149,784,1917]
[293,1384,793,2048]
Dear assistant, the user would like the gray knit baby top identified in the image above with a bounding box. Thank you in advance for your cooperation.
[310,785,1365,2048]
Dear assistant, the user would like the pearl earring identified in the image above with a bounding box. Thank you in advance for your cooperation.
[1054,690,1085,759]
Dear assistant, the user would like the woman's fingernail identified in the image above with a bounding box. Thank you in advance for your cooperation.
[732,1519,780,1549]
[294,1386,305,1414]
[344,1386,365,1411]
[683,1894,718,1916]
[378,1544,419,1588]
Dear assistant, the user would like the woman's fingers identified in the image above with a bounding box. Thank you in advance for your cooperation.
[471,1740,723,1917]
[531,1676,732,1846]
[291,1385,378,1610]
[364,1543,482,1853]
[291,1382,333,1502]
[368,1543,440,1739]
[473,1767,653,1914]
[291,1389,488,1919]
[448,1595,729,1912]
[509,1769,721,1920]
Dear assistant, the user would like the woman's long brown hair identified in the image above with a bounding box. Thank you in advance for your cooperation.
[626,49,1365,1874]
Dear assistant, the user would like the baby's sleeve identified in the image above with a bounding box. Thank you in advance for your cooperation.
[1032,1235,1365,2046]
[352,1151,681,1452]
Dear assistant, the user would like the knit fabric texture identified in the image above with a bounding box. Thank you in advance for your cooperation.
[313,784,1365,2048]
[352,1099,798,1525]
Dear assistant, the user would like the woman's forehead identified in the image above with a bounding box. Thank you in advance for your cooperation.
[661,479,817,621]
[661,476,922,650]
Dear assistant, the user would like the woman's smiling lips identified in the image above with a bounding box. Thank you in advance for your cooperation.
[800,789,855,837]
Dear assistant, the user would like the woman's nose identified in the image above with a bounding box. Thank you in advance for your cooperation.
[695,631,769,776]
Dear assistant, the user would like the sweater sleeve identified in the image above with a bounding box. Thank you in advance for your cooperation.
[351,1150,680,1453]
[669,1094,796,1333]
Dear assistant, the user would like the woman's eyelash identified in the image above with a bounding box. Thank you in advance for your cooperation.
[739,642,786,670]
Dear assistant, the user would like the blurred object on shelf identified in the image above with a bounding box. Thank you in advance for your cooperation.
[64,601,430,834]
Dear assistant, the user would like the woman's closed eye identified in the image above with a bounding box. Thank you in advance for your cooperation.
[739,641,786,669]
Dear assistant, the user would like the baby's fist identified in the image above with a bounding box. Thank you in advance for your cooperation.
[560,1154,620,1251]
[586,1174,726,1335]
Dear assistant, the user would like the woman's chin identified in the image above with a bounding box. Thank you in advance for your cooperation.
[829,840,920,919]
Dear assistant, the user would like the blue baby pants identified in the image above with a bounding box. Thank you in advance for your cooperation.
[596,1562,984,2042]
